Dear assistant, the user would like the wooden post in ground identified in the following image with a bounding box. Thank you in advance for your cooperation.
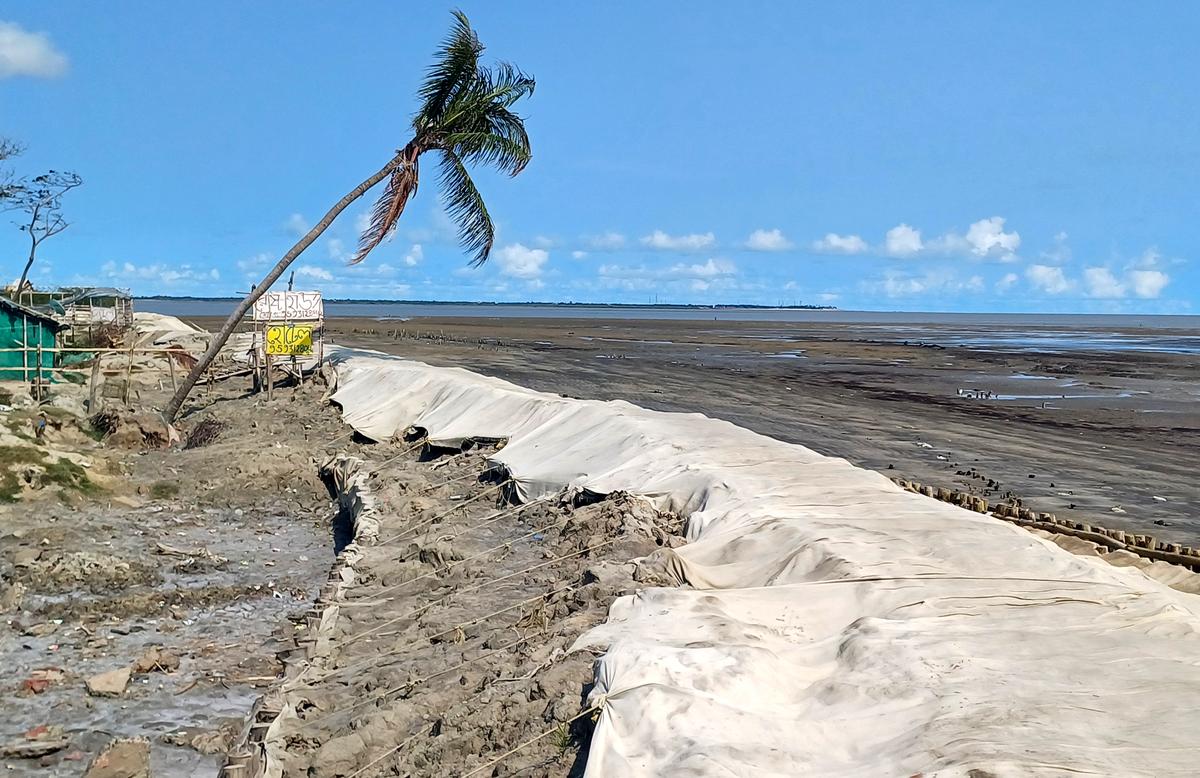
[21,315,29,383]
[88,356,102,412]
[123,344,134,406]
[35,343,43,401]
[265,348,273,401]
[167,353,178,392]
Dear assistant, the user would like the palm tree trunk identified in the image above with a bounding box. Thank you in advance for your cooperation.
[162,150,408,424]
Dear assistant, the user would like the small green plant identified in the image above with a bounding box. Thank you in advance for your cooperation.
[42,457,98,494]
[551,723,572,754]
[0,443,100,500]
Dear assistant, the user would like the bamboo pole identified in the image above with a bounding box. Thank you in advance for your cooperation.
[21,314,28,383]
[35,342,43,401]
[167,353,177,392]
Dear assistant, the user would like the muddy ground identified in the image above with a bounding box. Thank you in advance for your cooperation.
[263,438,682,778]
[0,371,360,775]
[289,316,1199,545]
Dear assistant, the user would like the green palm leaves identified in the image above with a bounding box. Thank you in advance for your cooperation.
[353,11,534,266]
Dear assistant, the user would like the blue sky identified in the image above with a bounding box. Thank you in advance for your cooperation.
[1,3,1197,312]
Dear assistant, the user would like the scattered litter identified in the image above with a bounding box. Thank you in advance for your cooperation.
[1153,496,1167,502]
[1110,506,1127,514]
[916,442,933,448]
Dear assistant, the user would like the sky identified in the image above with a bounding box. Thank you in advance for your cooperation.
[1,2,1197,312]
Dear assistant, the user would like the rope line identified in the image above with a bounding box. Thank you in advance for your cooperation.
[343,731,423,778]
[336,537,618,649]
[367,438,428,474]
[460,703,604,777]
[267,631,545,743]
[299,581,577,688]
[385,498,551,566]
[375,480,511,546]
[340,516,571,643]
[418,467,489,493]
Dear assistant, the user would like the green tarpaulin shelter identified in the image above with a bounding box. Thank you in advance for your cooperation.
[0,296,64,381]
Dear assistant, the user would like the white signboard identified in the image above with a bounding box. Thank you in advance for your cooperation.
[252,291,324,322]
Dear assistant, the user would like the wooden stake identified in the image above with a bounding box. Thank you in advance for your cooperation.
[167,352,178,392]
[35,343,43,401]
[88,356,102,412]
[123,344,134,406]
[265,348,273,401]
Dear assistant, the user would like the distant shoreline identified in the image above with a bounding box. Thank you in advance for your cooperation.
[135,296,836,311]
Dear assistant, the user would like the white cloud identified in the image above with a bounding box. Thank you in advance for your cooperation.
[811,233,869,254]
[1083,267,1126,299]
[0,21,67,79]
[995,272,1019,293]
[496,243,549,279]
[586,232,626,251]
[403,243,423,267]
[1128,269,1169,299]
[237,252,273,273]
[571,250,588,260]
[595,258,738,291]
[640,230,716,251]
[1130,247,1163,269]
[326,238,347,261]
[1025,264,1073,295]
[962,216,1020,259]
[668,258,736,278]
[102,260,220,287]
[873,269,982,298]
[1040,231,1071,264]
[745,228,794,251]
[295,265,333,282]
[284,213,309,237]
[884,224,924,257]
[532,235,556,249]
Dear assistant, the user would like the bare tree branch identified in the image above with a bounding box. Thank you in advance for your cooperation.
[10,170,83,295]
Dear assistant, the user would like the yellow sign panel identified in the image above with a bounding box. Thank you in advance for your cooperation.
[265,324,313,356]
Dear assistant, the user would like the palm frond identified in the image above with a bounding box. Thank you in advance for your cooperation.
[474,61,535,108]
[416,10,483,128]
[437,150,494,265]
[351,157,419,264]
[441,131,530,176]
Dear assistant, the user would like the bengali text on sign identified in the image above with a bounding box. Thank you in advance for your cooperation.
[265,324,314,356]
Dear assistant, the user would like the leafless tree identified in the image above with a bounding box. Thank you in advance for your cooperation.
[10,170,83,298]
[0,138,23,205]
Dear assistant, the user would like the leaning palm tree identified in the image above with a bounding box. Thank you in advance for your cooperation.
[163,10,533,423]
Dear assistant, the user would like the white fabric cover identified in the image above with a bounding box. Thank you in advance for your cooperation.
[328,348,1200,777]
